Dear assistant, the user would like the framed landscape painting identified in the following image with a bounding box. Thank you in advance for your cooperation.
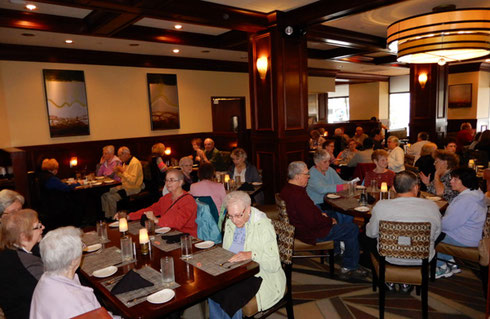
[147,73,180,130]
[43,69,90,137]
[448,84,472,108]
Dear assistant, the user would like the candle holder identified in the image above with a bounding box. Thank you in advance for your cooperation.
[140,242,149,255]
[119,218,128,237]
[139,229,150,256]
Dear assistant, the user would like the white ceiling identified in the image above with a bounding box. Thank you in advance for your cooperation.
[203,0,319,13]
[308,59,408,76]
[134,18,230,36]
[0,0,90,18]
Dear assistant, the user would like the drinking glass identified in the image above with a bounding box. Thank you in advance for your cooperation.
[145,219,155,238]
[120,236,133,261]
[181,234,192,259]
[235,175,242,186]
[370,180,377,193]
[161,257,175,287]
[96,221,108,241]
[348,183,355,197]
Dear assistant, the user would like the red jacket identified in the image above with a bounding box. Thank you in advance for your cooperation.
[280,183,333,245]
[129,192,198,237]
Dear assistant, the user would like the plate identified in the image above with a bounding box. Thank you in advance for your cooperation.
[155,227,171,234]
[84,243,102,253]
[147,289,175,304]
[356,185,366,190]
[93,182,102,186]
[195,241,214,249]
[252,182,263,186]
[104,179,114,184]
[354,206,370,212]
[426,196,441,201]
[109,221,119,228]
[92,266,117,278]
[95,176,105,180]
[326,194,340,199]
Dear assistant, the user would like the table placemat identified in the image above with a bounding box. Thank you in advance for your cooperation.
[326,193,367,212]
[152,233,198,252]
[101,266,180,307]
[182,246,250,276]
[128,222,144,235]
[82,231,110,245]
[81,246,135,275]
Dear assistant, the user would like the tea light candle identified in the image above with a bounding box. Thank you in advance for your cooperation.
[380,182,388,193]
[468,159,475,169]
[119,218,128,233]
[224,174,230,183]
[139,228,149,244]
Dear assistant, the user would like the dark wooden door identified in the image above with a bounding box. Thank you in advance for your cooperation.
[211,97,246,133]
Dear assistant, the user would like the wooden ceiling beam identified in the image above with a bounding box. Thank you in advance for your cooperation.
[307,25,387,51]
[83,10,142,36]
[308,48,370,60]
[0,8,85,33]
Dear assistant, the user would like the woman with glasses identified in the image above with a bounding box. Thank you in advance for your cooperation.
[208,191,285,319]
[121,169,198,237]
[179,156,198,191]
[0,209,44,318]
[420,150,460,203]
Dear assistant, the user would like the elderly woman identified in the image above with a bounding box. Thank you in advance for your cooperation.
[0,189,24,220]
[415,142,437,190]
[309,130,326,150]
[190,163,226,212]
[364,149,395,188]
[387,136,405,173]
[125,169,198,237]
[148,143,168,199]
[228,148,261,183]
[0,209,44,318]
[420,150,459,203]
[38,158,78,192]
[435,168,486,279]
[208,191,285,319]
[322,139,336,165]
[336,139,358,165]
[96,145,121,181]
[179,156,198,191]
[30,226,120,319]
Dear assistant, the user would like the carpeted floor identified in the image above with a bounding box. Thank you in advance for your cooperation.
[266,258,486,319]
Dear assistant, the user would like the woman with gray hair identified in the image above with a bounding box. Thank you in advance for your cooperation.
[0,189,24,220]
[29,226,120,319]
[96,145,121,181]
[208,191,285,318]
[387,136,405,173]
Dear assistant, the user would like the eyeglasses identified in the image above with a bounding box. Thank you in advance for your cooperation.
[301,172,310,176]
[165,178,180,183]
[32,222,43,230]
[228,209,246,220]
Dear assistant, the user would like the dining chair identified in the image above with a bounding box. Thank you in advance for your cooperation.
[370,221,432,319]
[71,307,113,319]
[353,163,376,184]
[275,194,335,277]
[242,218,295,319]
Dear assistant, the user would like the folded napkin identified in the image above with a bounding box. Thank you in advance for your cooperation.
[162,233,188,244]
[111,269,154,295]
[237,182,254,191]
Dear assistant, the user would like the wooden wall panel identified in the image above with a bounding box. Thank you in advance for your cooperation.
[251,33,273,132]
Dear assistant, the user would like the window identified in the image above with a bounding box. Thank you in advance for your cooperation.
[389,92,410,131]
[328,97,349,123]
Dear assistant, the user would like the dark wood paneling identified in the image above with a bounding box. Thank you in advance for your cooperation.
[256,151,275,203]
[447,119,477,133]
[318,93,328,122]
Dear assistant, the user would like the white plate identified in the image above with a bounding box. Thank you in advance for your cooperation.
[84,243,102,253]
[354,206,370,212]
[147,289,175,304]
[104,179,114,184]
[92,266,117,278]
[95,176,105,180]
[326,194,340,199]
[155,227,171,234]
[109,221,119,228]
[356,185,366,190]
[252,182,263,186]
[195,241,214,249]
[93,182,102,186]
[426,196,441,201]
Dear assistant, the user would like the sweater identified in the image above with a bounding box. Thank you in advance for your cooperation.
[306,166,346,205]
[117,156,143,195]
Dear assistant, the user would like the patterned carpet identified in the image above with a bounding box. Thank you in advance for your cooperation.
[267,258,486,319]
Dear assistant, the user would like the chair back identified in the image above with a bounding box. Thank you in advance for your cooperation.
[71,307,112,319]
[404,154,415,166]
[195,199,222,243]
[378,221,431,259]
[275,193,289,223]
[482,207,490,239]
[353,163,376,182]
[271,219,295,265]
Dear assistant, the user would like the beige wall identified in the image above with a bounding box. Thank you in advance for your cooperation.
[448,71,479,119]
[349,82,389,121]
[308,76,336,93]
[0,61,250,148]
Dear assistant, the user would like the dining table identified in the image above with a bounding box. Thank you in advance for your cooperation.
[79,223,259,319]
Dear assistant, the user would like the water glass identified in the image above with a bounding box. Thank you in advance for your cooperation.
[235,175,242,186]
[160,256,175,286]
[181,234,192,259]
[145,219,155,237]
[348,183,355,197]
[120,236,133,261]
[370,180,377,193]
[96,221,108,241]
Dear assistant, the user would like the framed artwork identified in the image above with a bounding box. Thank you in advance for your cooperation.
[147,74,180,130]
[448,84,472,108]
[43,69,90,137]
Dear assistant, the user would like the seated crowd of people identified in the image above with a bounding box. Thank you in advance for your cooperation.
[0,121,489,318]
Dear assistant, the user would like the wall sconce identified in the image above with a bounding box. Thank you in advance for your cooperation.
[418,73,428,88]
[164,147,171,156]
[69,157,78,168]
[256,56,268,80]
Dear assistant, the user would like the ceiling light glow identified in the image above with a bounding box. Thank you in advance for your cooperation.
[65,39,73,44]
[172,49,180,53]
[174,24,182,30]
[25,3,36,10]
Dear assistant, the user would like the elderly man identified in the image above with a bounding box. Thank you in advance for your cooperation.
[370,128,385,150]
[101,146,143,219]
[387,136,405,173]
[456,122,474,153]
[280,161,367,279]
[352,126,368,146]
[0,189,24,220]
[366,170,441,292]
[407,132,429,162]
[196,138,226,171]
[96,145,121,181]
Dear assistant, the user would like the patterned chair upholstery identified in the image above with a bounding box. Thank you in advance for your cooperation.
[242,219,295,319]
[370,221,431,319]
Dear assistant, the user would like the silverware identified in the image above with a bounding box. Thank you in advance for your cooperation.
[126,288,163,305]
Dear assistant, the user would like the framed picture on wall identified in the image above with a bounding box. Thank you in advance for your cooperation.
[43,69,90,137]
[448,83,472,108]
[147,74,180,130]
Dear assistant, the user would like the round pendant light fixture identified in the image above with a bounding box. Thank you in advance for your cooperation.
[387,8,490,64]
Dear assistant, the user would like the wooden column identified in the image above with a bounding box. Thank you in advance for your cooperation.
[409,64,448,143]
[248,28,309,202]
